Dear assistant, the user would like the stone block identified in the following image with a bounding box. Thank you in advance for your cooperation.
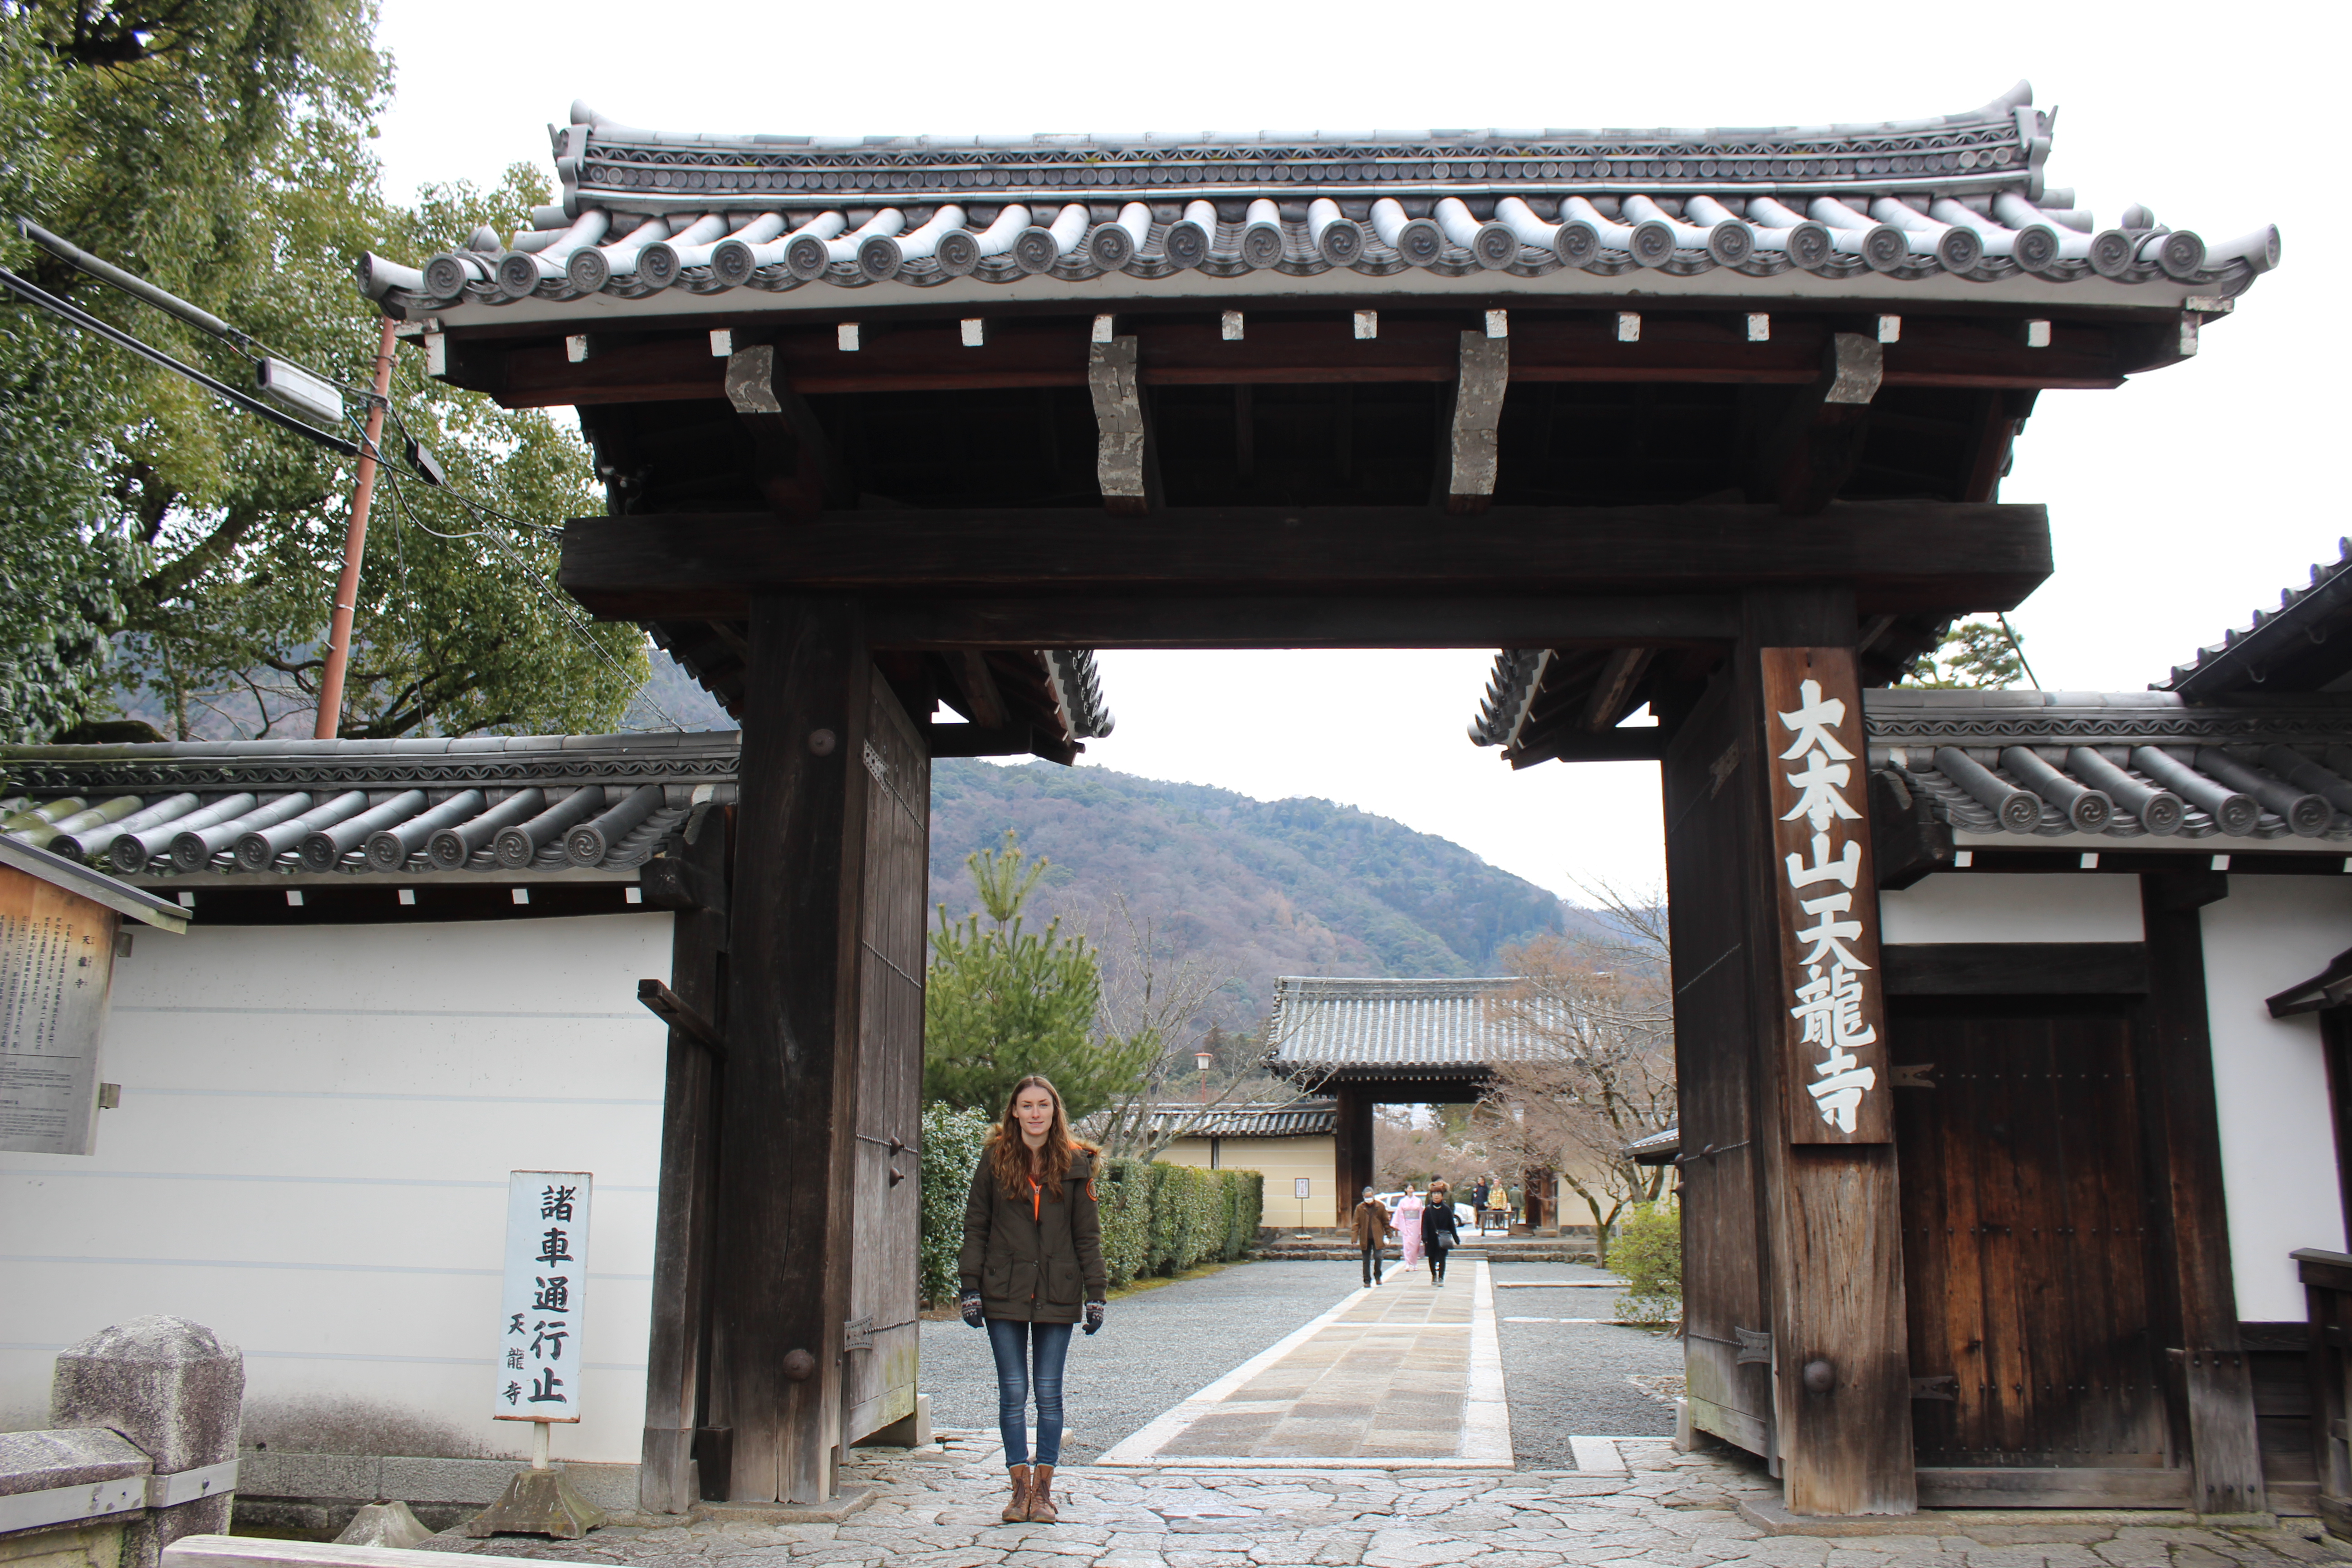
[461,1470,606,1540]
[49,1318,243,1568]
[0,1522,124,1568]
[232,1455,377,1506]
[0,1431,152,1496]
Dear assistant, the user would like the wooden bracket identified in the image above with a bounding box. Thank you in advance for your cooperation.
[1581,647,1656,732]
[637,977,726,1058]
[1869,769,1955,890]
[1765,332,1882,516]
[725,343,851,521]
[952,650,1008,728]
[1089,336,1156,513]
[922,722,1035,758]
[1446,331,1509,514]
[640,855,729,920]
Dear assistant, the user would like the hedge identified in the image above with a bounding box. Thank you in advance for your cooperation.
[916,1100,1262,1302]
[918,1102,995,1306]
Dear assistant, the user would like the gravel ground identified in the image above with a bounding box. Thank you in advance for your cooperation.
[1490,1260,1683,1465]
[917,1260,1360,1462]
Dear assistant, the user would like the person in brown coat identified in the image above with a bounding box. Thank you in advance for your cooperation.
[959,1074,1106,1526]
[1350,1186,1395,1288]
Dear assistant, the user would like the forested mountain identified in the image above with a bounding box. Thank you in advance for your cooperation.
[928,759,1569,1027]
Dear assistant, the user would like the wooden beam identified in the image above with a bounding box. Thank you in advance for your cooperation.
[2138,871,2266,1516]
[639,978,729,1056]
[467,310,2133,410]
[868,593,1740,650]
[1881,942,2149,996]
[1446,330,1508,514]
[559,501,2052,621]
[951,650,1007,728]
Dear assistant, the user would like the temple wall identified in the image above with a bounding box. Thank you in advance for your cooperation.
[0,913,670,1468]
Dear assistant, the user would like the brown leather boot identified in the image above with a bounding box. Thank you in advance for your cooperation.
[1027,1463,1058,1523]
[1000,1464,1030,1524]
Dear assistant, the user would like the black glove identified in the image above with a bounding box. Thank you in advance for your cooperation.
[1083,1299,1105,1335]
[959,1290,984,1328]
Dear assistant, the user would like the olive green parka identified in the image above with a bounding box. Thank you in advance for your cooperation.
[959,1144,1107,1323]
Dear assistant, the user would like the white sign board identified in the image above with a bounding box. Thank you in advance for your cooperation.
[1294,1178,1312,1199]
[0,868,118,1156]
[494,1170,590,1422]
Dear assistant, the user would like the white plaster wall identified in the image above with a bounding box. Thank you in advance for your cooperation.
[0,913,671,1465]
[1879,873,2145,944]
[2199,878,2352,1321]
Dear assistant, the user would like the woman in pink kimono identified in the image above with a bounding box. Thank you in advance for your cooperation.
[1394,1185,1426,1273]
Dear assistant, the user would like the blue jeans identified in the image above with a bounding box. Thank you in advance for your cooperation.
[986,1318,1073,1466]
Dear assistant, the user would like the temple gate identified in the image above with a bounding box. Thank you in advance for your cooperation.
[360,80,2278,1515]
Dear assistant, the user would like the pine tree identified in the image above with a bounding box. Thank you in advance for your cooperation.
[924,833,1157,1126]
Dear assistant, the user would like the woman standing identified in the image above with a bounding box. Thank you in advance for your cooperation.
[1394,1183,1426,1274]
[1421,1180,1464,1286]
[959,1075,1107,1525]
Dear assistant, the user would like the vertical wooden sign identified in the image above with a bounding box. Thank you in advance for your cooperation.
[495,1171,593,1423]
[1760,647,1891,1144]
[0,866,121,1156]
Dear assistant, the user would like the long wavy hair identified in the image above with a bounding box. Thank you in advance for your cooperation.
[987,1074,1083,1201]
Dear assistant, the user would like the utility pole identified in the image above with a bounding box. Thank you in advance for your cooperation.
[314,318,398,740]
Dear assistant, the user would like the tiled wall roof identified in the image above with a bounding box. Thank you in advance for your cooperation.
[0,731,737,883]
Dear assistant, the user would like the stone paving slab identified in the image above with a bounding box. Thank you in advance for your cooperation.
[1097,1264,1509,1468]
[416,1437,2352,1568]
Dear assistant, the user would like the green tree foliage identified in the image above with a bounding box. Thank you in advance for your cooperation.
[1902,617,2029,690]
[924,832,1157,1124]
[916,1102,993,1305]
[0,0,645,741]
[1610,1200,1682,1328]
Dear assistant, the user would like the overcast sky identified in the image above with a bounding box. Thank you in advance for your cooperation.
[374,2,2343,903]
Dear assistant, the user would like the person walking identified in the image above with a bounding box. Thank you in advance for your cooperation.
[1395,1183,1426,1274]
[1350,1186,1393,1287]
[1422,1180,1464,1286]
[959,1074,1106,1526]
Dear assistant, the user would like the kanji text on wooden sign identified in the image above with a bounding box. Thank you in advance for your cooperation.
[1762,647,1891,1144]
[495,1170,592,1422]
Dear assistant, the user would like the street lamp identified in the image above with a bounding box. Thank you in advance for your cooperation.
[1195,1049,1214,1101]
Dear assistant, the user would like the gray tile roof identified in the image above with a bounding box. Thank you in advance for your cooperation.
[361,83,2277,316]
[0,731,739,883]
[1265,976,1566,1077]
[2160,538,2352,699]
[1867,689,2352,842]
[1146,1100,1338,1139]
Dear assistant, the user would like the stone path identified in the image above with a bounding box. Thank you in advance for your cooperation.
[423,1437,2352,1568]
[1098,1263,1507,1468]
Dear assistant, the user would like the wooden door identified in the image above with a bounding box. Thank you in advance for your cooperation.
[1893,998,2170,1469]
[840,678,927,1445]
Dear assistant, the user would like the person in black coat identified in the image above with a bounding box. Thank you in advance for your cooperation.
[1421,1179,1464,1285]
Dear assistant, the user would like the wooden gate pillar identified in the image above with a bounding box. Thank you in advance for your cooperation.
[638,803,730,1511]
[713,595,873,1504]
[1333,1084,1374,1227]
[2141,872,2265,1514]
[1664,586,1914,1516]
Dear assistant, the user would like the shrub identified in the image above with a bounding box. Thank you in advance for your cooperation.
[918,1102,994,1305]
[1612,1201,1683,1326]
[1098,1156,1151,1289]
